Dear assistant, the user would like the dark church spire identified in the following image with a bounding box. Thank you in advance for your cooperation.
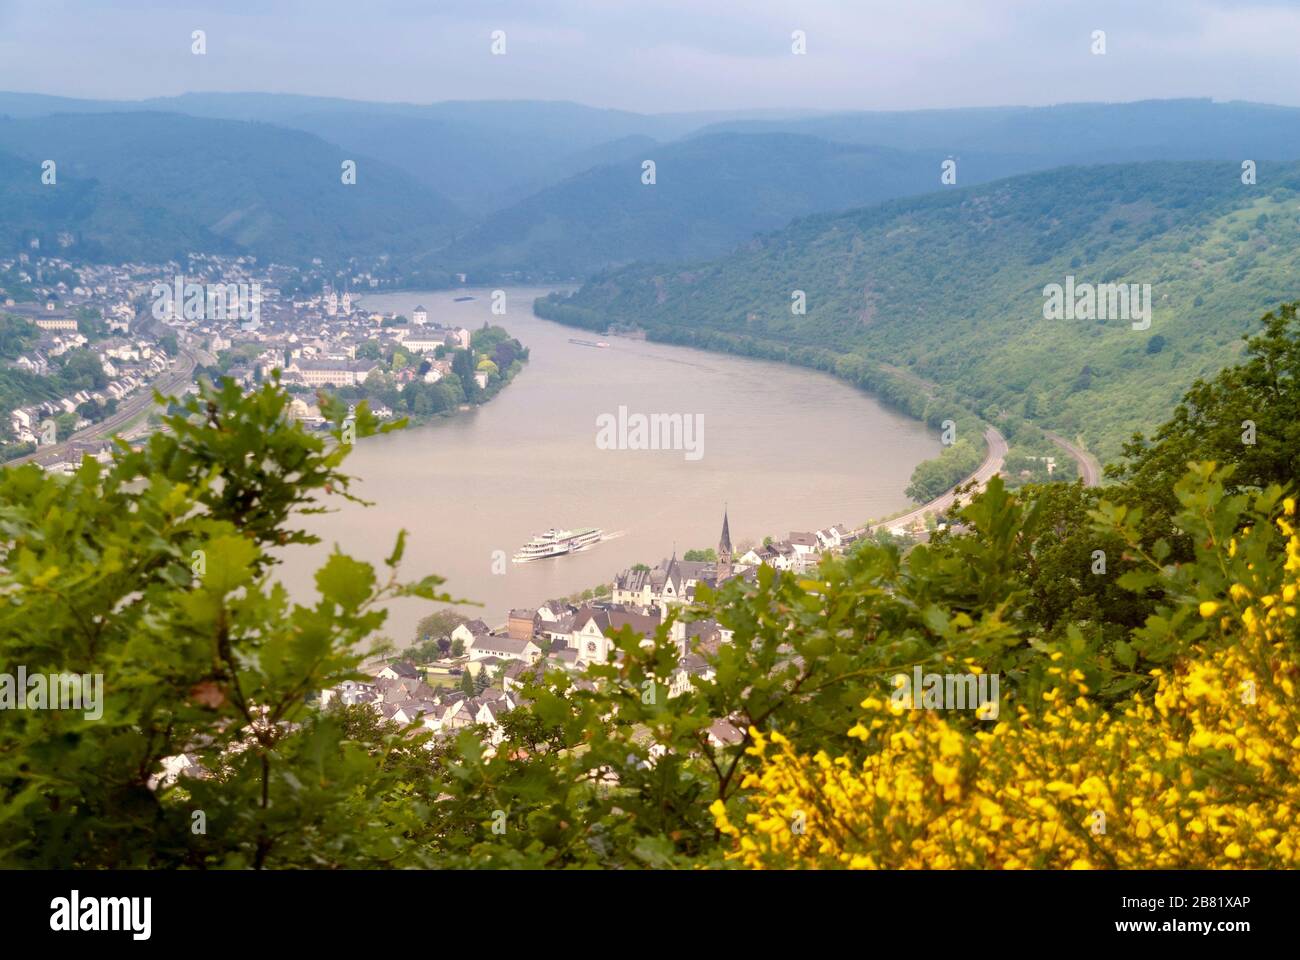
[717,507,733,582]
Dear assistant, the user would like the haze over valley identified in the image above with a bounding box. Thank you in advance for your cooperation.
[5,1,1300,890]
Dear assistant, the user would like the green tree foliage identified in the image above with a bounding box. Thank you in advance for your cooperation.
[1109,302,1300,553]
[0,375,454,868]
[415,611,469,645]
[2,304,1297,869]
[409,611,470,663]
[451,348,478,402]
[348,328,526,428]
[905,439,982,503]
[56,349,109,392]
[0,314,38,359]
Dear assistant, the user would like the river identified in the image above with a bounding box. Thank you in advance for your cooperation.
[275,287,939,646]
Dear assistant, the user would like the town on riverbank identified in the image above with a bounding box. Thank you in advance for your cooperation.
[314,406,1104,756]
[1,253,527,472]
[6,255,1079,769]
[314,510,939,753]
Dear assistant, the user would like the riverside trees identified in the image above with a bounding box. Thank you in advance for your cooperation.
[2,306,1298,868]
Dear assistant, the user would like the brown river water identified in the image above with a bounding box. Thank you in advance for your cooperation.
[274,287,939,647]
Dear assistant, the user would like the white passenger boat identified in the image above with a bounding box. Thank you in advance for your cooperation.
[512,527,603,562]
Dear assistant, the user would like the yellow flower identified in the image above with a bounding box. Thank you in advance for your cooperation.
[932,760,958,786]
[713,524,1300,871]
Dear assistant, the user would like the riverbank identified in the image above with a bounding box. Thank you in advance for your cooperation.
[534,292,1102,493]
[293,323,530,433]
[282,288,939,643]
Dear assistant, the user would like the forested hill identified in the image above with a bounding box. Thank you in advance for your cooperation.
[0,146,226,263]
[439,133,1043,277]
[537,160,1300,462]
[0,112,464,264]
[442,97,1300,279]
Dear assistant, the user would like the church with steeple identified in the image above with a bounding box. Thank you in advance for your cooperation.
[611,509,743,608]
[717,507,733,582]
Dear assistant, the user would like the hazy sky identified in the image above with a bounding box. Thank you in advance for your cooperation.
[0,0,1296,113]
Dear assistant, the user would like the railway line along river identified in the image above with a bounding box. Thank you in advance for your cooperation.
[276,287,941,646]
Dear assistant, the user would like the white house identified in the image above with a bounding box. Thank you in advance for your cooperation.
[402,330,450,353]
[474,699,509,744]
[564,605,661,665]
[437,698,475,731]
[788,532,819,556]
[536,601,571,624]
[376,661,422,682]
[391,700,438,726]
[739,542,796,571]
[468,635,542,664]
[668,654,715,698]
[815,525,858,551]
[451,619,492,650]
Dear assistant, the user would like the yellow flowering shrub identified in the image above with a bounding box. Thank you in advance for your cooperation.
[711,497,1300,869]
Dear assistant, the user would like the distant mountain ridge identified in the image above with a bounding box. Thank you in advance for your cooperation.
[5,92,1300,284]
[456,98,1300,277]
[438,132,1045,277]
[690,98,1300,162]
[0,92,816,214]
